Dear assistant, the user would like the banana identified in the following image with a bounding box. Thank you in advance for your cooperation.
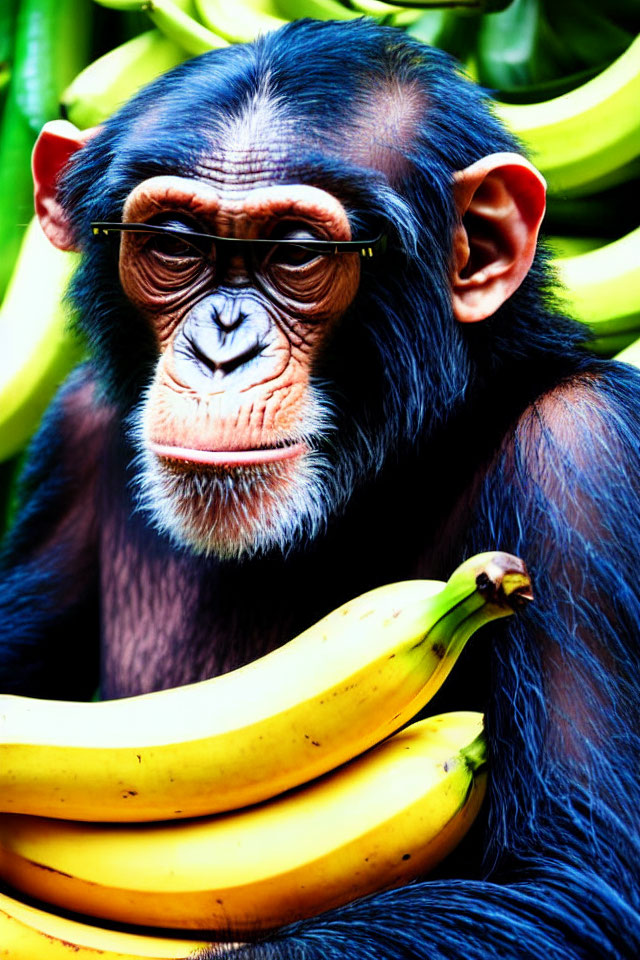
[614,333,640,368]
[144,0,229,53]
[0,890,211,959]
[0,712,488,933]
[344,0,422,25]
[589,330,638,358]
[194,0,286,42]
[496,34,640,194]
[0,552,531,822]
[272,0,357,21]
[62,30,188,129]
[0,218,83,464]
[93,0,228,55]
[543,235,604,259]
[552,225,640,337]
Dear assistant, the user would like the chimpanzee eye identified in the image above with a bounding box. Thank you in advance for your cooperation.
[142,216,209,261]
[146,233,200,259]
[264,227,324,269]
[269,243,320,267]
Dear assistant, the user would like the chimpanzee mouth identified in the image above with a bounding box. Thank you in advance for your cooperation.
[148,439,308,466]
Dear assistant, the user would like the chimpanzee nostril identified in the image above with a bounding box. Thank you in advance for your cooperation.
[173,293,274,390]
[183,331,265,377]
[218,339,265,375]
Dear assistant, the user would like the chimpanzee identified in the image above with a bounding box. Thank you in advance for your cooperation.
[1,17,640,960]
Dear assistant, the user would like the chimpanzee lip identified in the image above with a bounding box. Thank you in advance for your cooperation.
[149,439,307,466]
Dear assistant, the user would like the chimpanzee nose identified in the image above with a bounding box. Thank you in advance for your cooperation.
[172,293,273,390]
[209,293,249,332]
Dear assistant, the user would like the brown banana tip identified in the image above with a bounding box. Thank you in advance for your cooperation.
[475,553,534,610]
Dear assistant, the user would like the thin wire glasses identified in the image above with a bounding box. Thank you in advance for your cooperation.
[90,222,388,261]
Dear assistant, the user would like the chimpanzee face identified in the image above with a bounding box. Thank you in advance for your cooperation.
[114,170,369,559]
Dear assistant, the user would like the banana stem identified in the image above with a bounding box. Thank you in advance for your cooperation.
[460,731,486,773]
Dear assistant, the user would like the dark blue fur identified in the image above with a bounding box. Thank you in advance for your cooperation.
[2,18,640,958]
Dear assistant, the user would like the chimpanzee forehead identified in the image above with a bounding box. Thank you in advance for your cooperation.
[192,69,425,190]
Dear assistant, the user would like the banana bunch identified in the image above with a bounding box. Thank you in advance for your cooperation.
[0,889,211,959]
[0,551,531,821]
[0,552,531,935]
[496,32,640,196]
[0,712,488,933]
[62,29,189,129]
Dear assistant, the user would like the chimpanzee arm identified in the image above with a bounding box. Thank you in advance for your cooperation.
[203,362,640,960]
[0,365,108,699]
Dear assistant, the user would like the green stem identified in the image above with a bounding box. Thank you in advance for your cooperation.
[461,731,487,773]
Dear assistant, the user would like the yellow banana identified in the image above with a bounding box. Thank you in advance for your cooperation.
[0,218,83,463]
[194,0,286,42]
[496,34,640,195]
[0,712,488,933]
[552,225,640,337]
[61,30,188,129]
[0,552,530,821]
[0,890,211,959]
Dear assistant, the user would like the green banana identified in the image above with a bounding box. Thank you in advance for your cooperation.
[496,34,640,194]
[589,331,638,358]
[62,30,188,129]
[143,0,228,53]
[93,0,228,55]
[194,0,286,42]
[552,225,640,338]
[543,235,604,259]
[273,0,357,21]
[0,219,83,463]
[615,333,640,368]
[344,0,423,25]
[563,156,640,199]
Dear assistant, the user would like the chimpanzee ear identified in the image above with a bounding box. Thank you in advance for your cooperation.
[450,152,546,324]
[32,120,100,252]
